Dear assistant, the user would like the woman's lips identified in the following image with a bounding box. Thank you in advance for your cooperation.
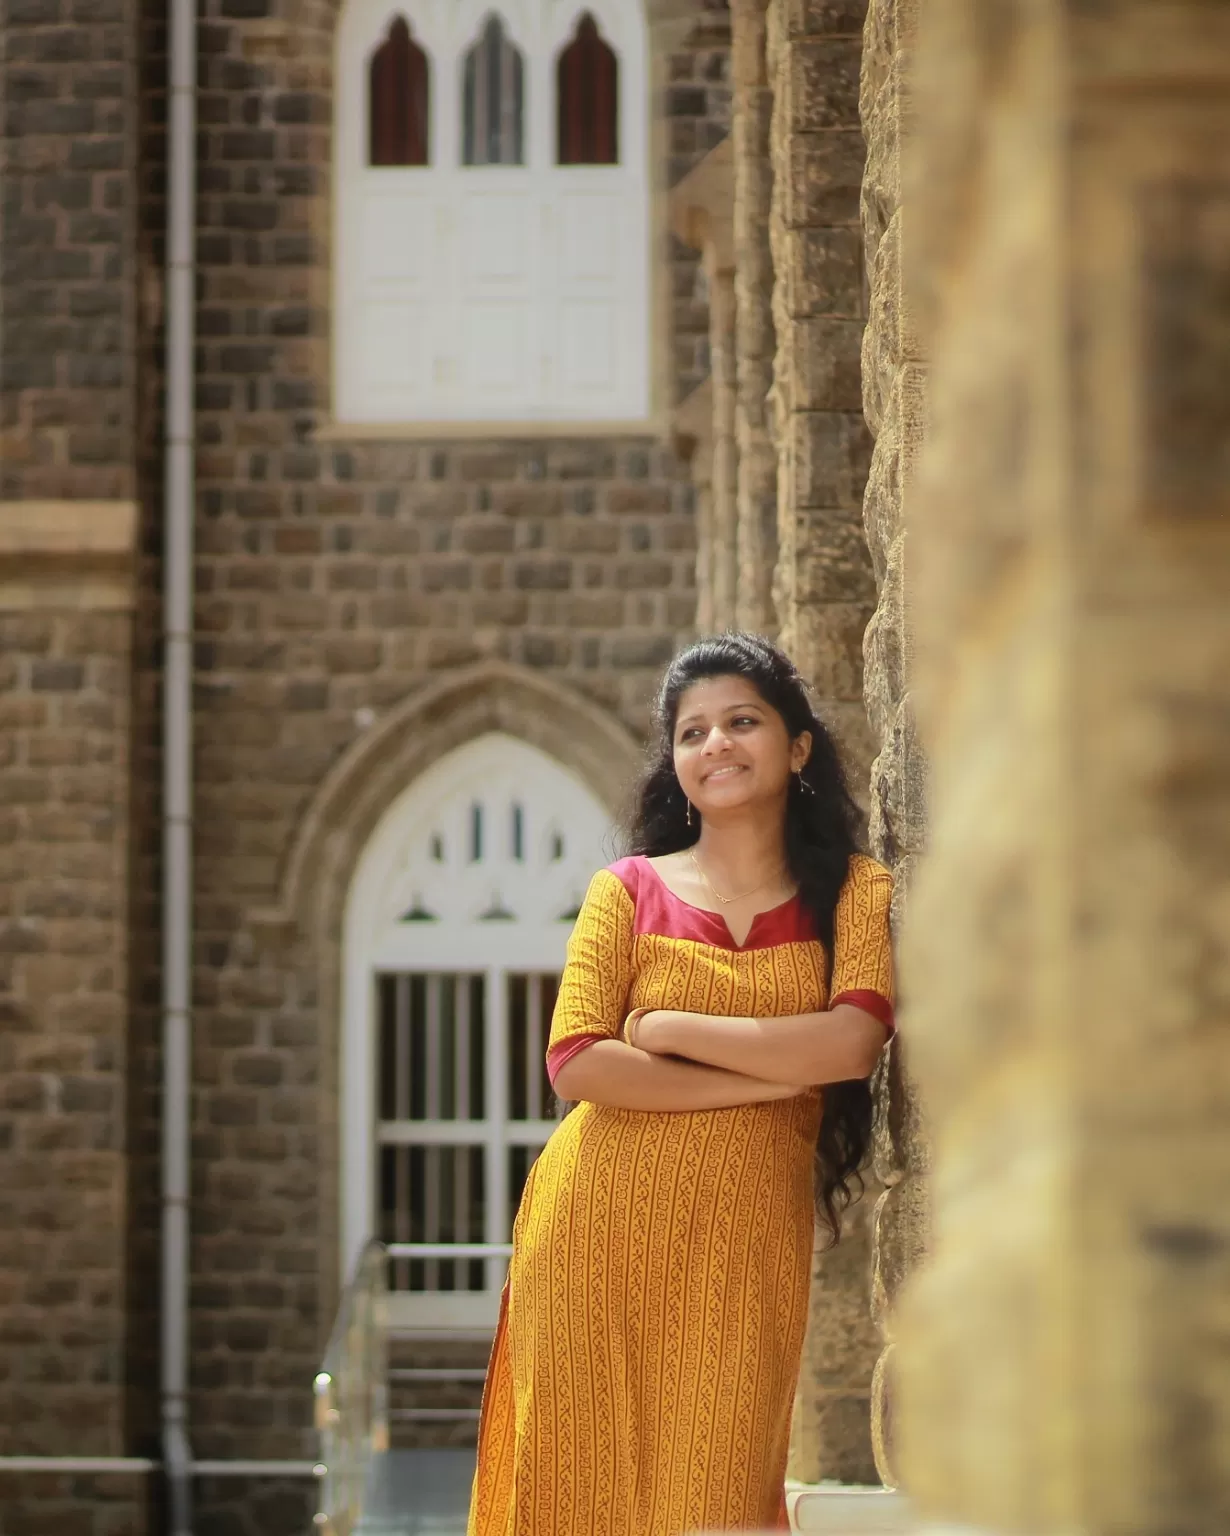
[701,764,746,783]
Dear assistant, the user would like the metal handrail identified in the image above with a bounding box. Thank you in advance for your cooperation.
[313,1240,390,1536]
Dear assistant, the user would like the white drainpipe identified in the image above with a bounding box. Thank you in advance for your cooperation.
[162,0,197,1529]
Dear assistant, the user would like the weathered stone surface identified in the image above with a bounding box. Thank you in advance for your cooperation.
[787,411,873,511]
[0,586,136,1468]
[732,0,779,633]
[789,1192,880,1485]
[890,3,1230,1530]
[779,133,865,229]
[856,0,929,1487]
[781,227,865,318]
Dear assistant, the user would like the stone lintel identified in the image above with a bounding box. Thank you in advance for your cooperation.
[0,500,139,611]
[669,137,736,270]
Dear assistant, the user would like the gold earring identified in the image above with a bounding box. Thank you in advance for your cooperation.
[686,799,696,827]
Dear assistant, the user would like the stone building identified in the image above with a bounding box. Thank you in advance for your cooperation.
[2,0,1228,1533]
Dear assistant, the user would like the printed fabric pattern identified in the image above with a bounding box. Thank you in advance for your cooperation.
[468,854,894,1536]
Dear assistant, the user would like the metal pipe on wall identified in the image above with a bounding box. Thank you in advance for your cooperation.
[162,0,197,1529]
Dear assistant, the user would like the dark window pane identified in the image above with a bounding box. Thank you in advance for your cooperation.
[369,15,430,167]
[463,15,525,166]
[557,13,618,165]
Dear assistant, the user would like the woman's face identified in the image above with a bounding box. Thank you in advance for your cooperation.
[672,675,811,821]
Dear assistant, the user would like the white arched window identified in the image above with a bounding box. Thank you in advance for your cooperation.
[335,0,650,425]
[341,733,614,1328]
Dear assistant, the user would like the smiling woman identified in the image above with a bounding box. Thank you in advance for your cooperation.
[467,635,895,1536]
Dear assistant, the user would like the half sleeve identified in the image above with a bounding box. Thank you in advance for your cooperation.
[828,856,896,1034]
[546,867,636,1083]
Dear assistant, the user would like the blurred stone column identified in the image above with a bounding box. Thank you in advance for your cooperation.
[671,141,738,631]
[858,0,930,1486]
[731,0,778,635]
[768,0,876,771]
[892,3,1230,1531]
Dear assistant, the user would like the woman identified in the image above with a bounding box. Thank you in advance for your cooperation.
[468,634,895,1536]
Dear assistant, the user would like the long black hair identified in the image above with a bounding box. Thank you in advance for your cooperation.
[622,632,870,1246]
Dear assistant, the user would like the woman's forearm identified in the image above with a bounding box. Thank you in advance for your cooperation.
[552,1038,802,1112]
[634,1004,888,1087]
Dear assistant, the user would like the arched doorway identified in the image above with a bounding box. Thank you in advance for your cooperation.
[341,731,615,1328]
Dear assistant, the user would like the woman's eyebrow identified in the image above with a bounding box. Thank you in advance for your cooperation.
[676,701,764,727]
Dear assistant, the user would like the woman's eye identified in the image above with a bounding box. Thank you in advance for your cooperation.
[731,716,757,728]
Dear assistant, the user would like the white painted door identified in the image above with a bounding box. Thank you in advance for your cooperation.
[342,733,614,1328]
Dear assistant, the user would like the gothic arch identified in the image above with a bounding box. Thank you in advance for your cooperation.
[247,662,642,1318]
[250,659,643,939]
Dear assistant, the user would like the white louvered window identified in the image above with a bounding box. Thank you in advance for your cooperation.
[335,0,650,424]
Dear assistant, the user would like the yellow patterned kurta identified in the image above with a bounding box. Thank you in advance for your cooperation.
[468,854,894,1536]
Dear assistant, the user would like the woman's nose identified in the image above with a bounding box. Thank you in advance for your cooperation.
[702,726,732,753]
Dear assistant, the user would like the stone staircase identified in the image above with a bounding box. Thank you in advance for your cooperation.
[387,1331,493,1450]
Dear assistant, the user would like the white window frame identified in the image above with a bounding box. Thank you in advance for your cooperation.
[333,0,651,429]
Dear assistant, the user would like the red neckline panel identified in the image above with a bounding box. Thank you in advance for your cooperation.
[608,855,818,953]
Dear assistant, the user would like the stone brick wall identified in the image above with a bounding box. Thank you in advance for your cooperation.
[0,501,144,1534]
[0,604,135,1457]
[0,1470,154,1536]
[664,4,735,405]
[0,0,139,501]
[730,0,777,634]
[121,4,730,1529]
[767,0,874,772]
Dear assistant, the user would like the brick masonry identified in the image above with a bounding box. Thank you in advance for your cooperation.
[131,6,728,1536]
[0,0,731,1528]
[0,0,140,502]
[768,0,875,774]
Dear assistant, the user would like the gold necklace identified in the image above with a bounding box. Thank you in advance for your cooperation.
[689,848,786,907]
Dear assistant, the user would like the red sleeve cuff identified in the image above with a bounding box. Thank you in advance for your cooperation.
[546,1034,604,1088]
[830,988,895,1036]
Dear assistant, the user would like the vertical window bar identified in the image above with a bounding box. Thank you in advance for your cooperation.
[541,973,560,1119]
[395,975,411,1121]
[525,974,542,1121]
[395,1145,411,1291]
[455,972,472,1120]
[424,974,442,1293]
[455,1142,469,1292]
[485,967,508,1294]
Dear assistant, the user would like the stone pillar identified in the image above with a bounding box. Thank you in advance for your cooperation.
[892,4,1230,1531]
[708,259,739,629]
[671,140,739,631]
[730,0,778,635]
[858,0,930,1486]
[0,504,148,1532]
[767,0,876,772]
[673,381,717,635]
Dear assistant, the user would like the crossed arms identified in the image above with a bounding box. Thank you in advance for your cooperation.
[551,1004,889,1112]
